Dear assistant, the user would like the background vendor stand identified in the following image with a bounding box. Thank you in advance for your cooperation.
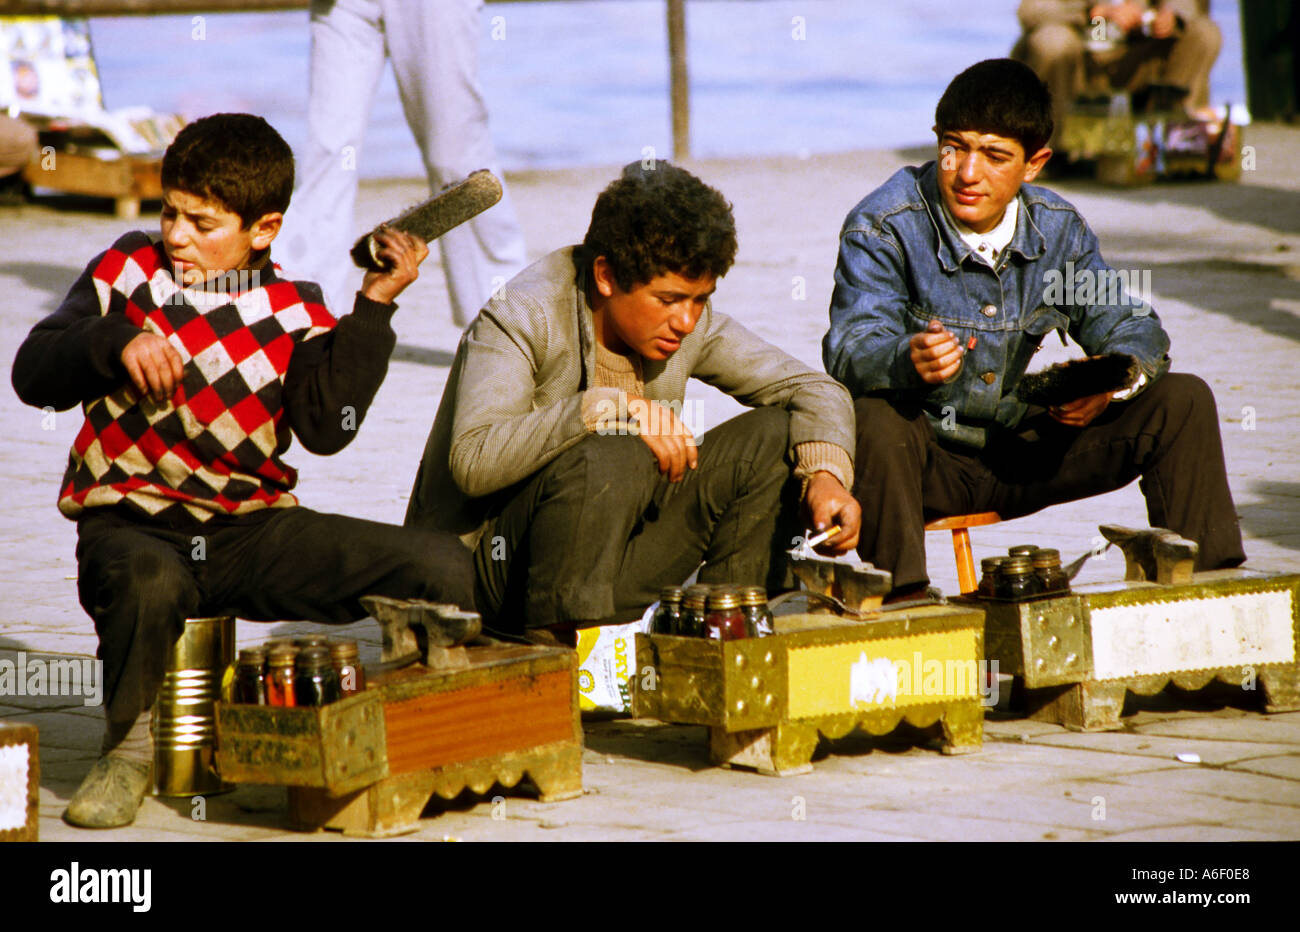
[1,14,182,216]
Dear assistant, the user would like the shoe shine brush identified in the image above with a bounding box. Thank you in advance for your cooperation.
[1017,353,1140,408]
[350,170,504,270]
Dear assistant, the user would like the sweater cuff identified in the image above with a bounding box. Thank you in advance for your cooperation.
[98,314,148,376]
[793,441,853,494]
[350,292,400,323]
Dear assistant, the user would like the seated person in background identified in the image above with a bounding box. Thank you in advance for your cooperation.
[406,161,861,644]
[12,113,476,829]
[1014,0,1221,147]
[823,59,1244,603]
[0,113,38,204]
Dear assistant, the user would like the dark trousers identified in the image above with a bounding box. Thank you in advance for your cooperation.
[852,373,1246,592]
[76,506,476,746]
[474,406,800,634]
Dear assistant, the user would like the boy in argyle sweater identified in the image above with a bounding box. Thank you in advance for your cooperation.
[12,113,475,828]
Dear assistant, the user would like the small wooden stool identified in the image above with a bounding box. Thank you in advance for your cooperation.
[925,512,1002,593]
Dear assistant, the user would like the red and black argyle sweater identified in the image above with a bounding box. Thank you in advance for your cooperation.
[57,233,337,524]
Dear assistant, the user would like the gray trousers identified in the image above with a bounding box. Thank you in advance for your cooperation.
[474,406,801,634]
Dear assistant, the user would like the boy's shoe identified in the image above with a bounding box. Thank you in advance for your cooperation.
[63,754,152,829]
[881,584,945,609]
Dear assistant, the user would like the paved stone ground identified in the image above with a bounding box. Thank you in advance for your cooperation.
[2,126,1298,842]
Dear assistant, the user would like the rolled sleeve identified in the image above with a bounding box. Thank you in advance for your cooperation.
[793,440,853,491]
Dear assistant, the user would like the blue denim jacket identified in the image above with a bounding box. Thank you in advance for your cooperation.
[823,161,1170,448]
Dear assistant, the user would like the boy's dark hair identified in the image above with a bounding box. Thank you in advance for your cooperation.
[576,160,737,291]
[161,113,294,227]
[935,59,1054,157]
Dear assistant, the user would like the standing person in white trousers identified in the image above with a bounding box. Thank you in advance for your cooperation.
[281,0,527,326]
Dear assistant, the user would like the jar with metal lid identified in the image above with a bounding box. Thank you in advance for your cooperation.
[704,587,747,641]
[977,557,1005,598]
[329,639,365,697]
[294,647,342,707]
[294,636,330,651]
[997,556,1043,601]
[652,586,684,636]
[682,584,711,638]
[1007,544,1038,559]
[738,586,774,638]
[1031,548,1070,594]
[233,647,268,705]
[266,646,298,707]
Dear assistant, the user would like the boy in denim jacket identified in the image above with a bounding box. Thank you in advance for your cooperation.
[824,59,1243,601]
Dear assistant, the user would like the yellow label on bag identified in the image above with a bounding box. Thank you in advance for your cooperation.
[575,620,644,713]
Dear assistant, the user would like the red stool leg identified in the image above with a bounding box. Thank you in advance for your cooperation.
[952,528,977,593]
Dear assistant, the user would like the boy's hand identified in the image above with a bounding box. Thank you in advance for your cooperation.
[910,319,964,384]
[360,227,429,305]
[627,394,698,482]
[121,333,184,404]
[803,472,861,554]
[1090,2,1143,33]
[1049,391,1112,427]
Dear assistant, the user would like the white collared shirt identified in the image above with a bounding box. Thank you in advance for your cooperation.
[942,196,1019,267]
[938,195,1150,401]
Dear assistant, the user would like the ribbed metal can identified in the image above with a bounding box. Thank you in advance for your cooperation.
[152,616,236,797]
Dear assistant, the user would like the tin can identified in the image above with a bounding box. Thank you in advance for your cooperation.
[153,615,235,797]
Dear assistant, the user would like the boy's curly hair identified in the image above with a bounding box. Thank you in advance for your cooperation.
[935,58,1054,157]
[575,161,737,291]
[161,113,294,227]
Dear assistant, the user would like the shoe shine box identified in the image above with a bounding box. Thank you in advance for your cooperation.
[633,604,987,776]
[970,569,1300,731]
[0,722,39,841]
[216,643,583,836]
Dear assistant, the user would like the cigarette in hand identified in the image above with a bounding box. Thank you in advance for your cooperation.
[806,525,841,548]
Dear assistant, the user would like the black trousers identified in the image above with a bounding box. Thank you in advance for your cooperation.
[474,406,801,634]
[851,373,1246,592]
[76,506,476,745]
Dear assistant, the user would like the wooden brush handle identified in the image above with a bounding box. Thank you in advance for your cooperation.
[350,170,503,270]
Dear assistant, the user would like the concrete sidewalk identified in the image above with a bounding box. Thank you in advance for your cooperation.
[2,127,1299,841]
